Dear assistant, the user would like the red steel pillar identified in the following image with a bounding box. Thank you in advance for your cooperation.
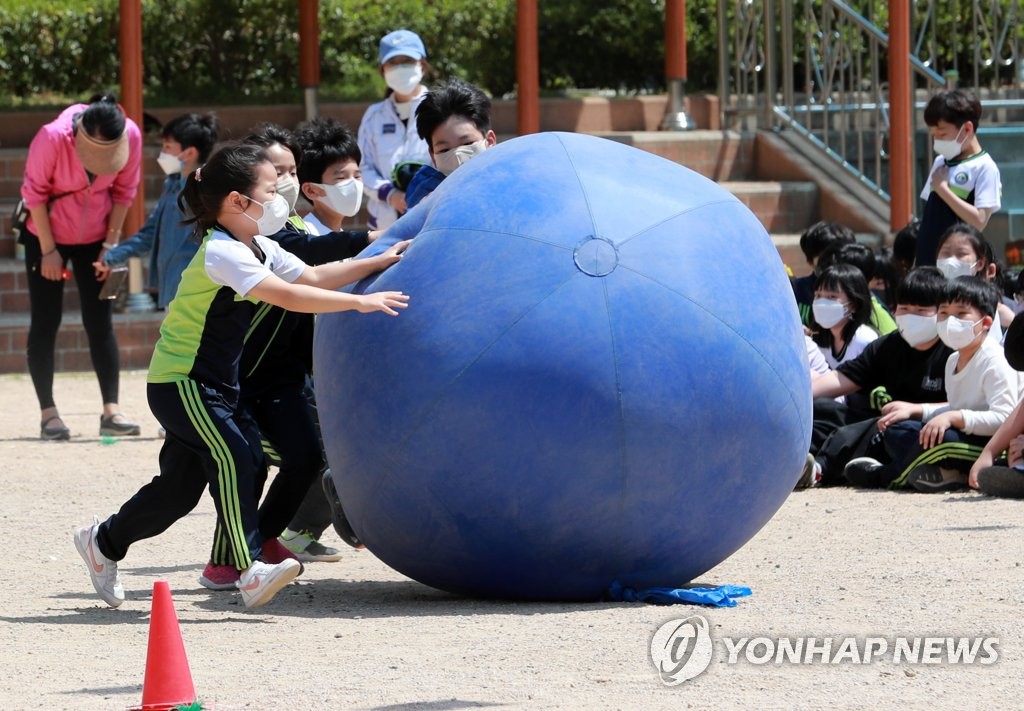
[888,0,913,231]
[516,0,540,135]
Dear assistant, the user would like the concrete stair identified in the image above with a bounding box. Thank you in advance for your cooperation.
[0,129,837,374]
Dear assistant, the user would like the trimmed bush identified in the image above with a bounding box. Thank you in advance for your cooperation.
[0,0,726,107]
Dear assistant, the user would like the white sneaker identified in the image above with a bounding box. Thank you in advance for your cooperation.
[73,516,124,608]
[236,559,301,608]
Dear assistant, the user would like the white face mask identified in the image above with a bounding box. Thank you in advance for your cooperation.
[385,63,423,95]
[317,178,364,217]
[936,256,978,280]
[156,151,183,176]
[433,139,489,176]
[895,313,938,347]
[933,125,966,161]
[276,174,300,212]
[937,315,982,350]
[242,193,290,236]
[812,297,848,329]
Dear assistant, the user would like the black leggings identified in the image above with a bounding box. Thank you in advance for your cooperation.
[23,231,119,409]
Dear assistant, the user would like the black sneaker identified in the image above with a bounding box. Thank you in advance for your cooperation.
[321,469,364,549]
[843,457,884,488]
[907,464,968,493]
[976,466,1024,499]
[99,413,140,437]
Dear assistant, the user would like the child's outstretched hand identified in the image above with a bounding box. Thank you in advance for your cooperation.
[374,239,412,271]
[359,291,409,316]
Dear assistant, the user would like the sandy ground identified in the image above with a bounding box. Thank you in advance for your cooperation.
[1,370,1022,709]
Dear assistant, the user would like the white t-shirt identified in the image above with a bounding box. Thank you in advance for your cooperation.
[820,324,879,370]
[921,336,1019,435]
[920,152,1001,211]
[205,231,306,297]
[805,335,831,376]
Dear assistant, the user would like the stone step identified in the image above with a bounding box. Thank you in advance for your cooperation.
[0,310,163,373]
[720,180,819,234]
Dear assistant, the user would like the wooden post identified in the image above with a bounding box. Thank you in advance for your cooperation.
[516,0,540,135]
[118,0,144,235]
[888,0,912,232]
[299,0,320,121]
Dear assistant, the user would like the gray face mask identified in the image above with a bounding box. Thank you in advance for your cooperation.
[433,139,488,176]
[276,175,300,212]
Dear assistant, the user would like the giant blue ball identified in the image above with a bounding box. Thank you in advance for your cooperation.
[313,132,811,600]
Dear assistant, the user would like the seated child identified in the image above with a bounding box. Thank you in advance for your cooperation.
[811,263,878,369]
[934,222,1015,338]
[968,401,1024,499]
[845,276,1019,492]
[804,267,952,487]
[969,314,1024,498]
[816,241,897,335]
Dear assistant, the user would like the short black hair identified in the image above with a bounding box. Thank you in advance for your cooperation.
[296,116,361,187]
[798,221,855,263]
[163,112,220,163]
[896,266,946,308]
[872,246,900,312]
[415,77,492,150]
[1003,306,1024,370]
[817,242,876,282]
[893,218,918,267]
[942,276,999,319]
[243,122,302,168]
[923,89,982,129]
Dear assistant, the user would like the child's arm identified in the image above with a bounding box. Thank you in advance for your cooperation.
[294,240,410,291]
[248,276,408,316]
[930,165,994,230]
[811,370,859,399]
[969,399,1024,488]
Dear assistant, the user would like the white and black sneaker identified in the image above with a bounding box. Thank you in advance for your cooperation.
[795,453,822,490]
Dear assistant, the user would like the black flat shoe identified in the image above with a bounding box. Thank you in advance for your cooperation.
[99,413,140,437]
[41,416,70,441]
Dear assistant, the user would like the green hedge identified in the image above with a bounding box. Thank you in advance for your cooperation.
[3,1,1007,108]
[0,0,694,107]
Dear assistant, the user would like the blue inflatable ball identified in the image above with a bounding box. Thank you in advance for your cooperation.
[313,132,810,601]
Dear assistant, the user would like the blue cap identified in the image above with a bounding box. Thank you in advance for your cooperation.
[378,29,426,65]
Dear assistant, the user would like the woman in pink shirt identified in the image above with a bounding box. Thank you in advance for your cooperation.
[20,95,143,440]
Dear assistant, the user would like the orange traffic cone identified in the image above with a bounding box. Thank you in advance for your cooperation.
[133,581,196,711]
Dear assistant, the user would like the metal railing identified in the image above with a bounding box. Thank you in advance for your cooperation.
[718,0,1024,200]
